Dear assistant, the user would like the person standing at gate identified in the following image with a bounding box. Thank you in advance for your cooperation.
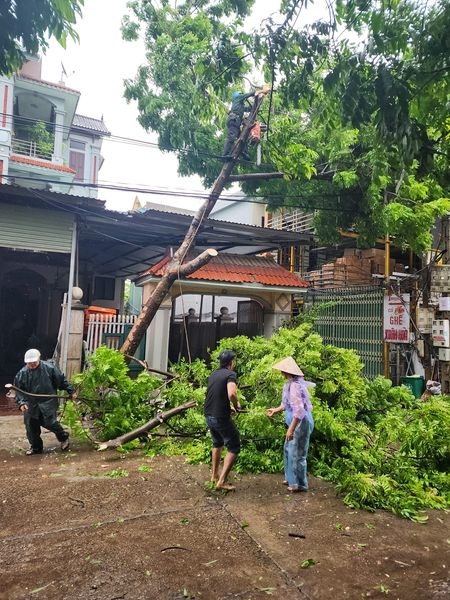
[13,349,77,455]
[204,349,241,491]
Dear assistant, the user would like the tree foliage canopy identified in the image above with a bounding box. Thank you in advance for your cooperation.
[0,0,84,75]
[122,0,450,253]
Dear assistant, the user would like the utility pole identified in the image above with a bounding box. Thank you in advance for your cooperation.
[120,94,267,358]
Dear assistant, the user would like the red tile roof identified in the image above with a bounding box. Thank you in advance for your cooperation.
[140,253,308,288]
[10,155,76,173]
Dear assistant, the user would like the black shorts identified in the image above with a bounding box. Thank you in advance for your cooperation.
[205,415,240,454]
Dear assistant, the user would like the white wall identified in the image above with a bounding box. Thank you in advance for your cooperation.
[210,196,265,227]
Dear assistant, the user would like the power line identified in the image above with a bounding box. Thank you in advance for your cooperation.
[3,171,355,215]
[2,109,280,168]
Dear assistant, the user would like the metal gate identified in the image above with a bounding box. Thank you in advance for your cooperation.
[85,314,146,368]
[168,300,265,364]
[237,300,264,337]
[306,286,384,379]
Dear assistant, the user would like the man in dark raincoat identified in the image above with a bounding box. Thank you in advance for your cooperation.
[14,348,76,455]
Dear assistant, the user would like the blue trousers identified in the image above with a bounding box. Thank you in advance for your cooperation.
[284,416,314,489]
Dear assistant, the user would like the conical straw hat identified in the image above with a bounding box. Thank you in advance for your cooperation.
[272,357,304,376]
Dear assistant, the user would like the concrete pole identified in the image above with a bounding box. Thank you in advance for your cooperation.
[62,219,77,374]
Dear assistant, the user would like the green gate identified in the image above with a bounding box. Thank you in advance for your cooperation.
[306,286,384,379]
[103,324,146,375]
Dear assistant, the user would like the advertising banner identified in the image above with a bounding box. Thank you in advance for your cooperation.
[383,293,410,343]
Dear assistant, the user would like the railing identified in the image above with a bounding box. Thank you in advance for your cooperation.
[267,209,315,233]
[86,314,138,354]
[11,137,53,161]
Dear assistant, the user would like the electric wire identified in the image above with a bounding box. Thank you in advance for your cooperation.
[3,107,288,171]
[3,171,358,213]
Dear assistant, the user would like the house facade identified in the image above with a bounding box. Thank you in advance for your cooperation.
[0,54,114,382]
[0,55,109,196]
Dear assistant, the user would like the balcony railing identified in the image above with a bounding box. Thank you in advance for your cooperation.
[267,209,315,233]
[11,137,53,161]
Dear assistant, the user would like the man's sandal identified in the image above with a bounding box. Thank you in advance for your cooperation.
[25,449,42,456]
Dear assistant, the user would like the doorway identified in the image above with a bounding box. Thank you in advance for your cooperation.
[0,268,49,378]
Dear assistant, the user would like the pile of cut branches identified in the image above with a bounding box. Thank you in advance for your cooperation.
[65,325,450,521]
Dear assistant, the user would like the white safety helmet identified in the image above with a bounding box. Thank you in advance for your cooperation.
[24,348,41,363]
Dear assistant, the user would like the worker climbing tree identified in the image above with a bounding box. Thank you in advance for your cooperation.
[223,85,271,161]
[119,0,450,358]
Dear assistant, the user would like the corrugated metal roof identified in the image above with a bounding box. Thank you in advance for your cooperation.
[139,253,309,288]
[135,200,195,216]
[72,114,111,136]
[0,184,312,279]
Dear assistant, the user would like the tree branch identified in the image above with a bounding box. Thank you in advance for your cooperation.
[96,400,197,450]
[228,172,285,182]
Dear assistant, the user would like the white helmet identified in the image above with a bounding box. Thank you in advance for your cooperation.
[24,348,41,363]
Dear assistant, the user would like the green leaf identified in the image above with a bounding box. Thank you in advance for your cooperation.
[300,558,317,568]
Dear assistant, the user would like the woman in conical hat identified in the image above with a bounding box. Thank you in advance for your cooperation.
[272,356,304,377]
[266,357,314,493]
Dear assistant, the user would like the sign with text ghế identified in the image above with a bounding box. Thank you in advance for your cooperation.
[383,294,410,343]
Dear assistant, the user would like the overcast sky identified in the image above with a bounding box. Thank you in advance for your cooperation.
[41,0,323,212]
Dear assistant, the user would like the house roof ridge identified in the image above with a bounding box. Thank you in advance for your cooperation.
[137,251,308,288]
[16,73,80,95]
[72,114,110,136]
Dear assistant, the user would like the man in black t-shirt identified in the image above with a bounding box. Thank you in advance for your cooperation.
[204,350,241,491]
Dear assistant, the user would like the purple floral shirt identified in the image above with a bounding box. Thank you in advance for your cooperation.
[281,376,314,423]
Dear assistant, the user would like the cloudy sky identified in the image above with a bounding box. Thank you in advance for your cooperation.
[41,0,323,212]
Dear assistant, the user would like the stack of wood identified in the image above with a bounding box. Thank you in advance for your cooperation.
[306,248,400,288]
[306,270,322,287]
[359,248,395,276]
[321,261,347,287]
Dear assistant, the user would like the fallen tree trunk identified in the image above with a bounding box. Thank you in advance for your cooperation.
[96,400,197,450]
